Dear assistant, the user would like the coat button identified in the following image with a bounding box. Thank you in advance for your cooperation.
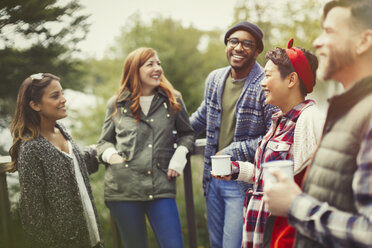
[148,144,152,148]
[125,164,129,167]
[166,114,170,118]
[149,195,153,199]
[157,162,160,167]
[150,118,154,122]
[147,170,151,175]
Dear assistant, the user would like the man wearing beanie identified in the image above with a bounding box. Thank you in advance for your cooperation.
[190,21,276,248]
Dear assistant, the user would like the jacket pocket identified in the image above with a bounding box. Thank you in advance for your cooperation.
[155,148,175,173]
[266,140,292,160]
[154,148,177,195]
[104,162,133,194]
[115,109,137,161]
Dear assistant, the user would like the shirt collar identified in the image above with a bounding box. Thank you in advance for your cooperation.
[272,99,315,122]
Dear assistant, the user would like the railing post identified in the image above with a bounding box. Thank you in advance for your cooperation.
[183,155,197,248]
[0,156,12,248]
[183,138,205,248]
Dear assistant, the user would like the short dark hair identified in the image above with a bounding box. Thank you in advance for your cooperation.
[324,0,372,30]
[265,47,318,96]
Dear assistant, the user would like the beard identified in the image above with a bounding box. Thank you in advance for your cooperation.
[229,52,256,74]
[318,45,355,81]
[230,56,256,71]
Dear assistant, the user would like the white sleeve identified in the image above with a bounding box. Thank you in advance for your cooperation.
[102,147,119,163]
[236,161,255,183]
[168,145,189,174]
[293,105,325,174]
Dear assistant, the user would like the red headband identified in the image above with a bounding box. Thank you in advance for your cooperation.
[285,38,314,93]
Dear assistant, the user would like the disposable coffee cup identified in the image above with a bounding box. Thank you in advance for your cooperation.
[262,160,294,184]
[211,155,231,176]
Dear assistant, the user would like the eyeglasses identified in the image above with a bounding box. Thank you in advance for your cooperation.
[30,73,44,80]
[227,38,256,50]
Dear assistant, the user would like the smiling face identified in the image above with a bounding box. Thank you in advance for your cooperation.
[139,54,163,96]
[313,7,356,82]
[30,79,67,122]
[261,60,289,108]
[225,30,259,78]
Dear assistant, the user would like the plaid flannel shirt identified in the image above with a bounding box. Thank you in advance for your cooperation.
[242,100,316,248]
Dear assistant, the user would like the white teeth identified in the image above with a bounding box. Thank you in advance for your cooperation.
[233,55,244,59]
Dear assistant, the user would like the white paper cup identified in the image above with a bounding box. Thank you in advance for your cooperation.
[211,155,231,176]
[262,160,294,184]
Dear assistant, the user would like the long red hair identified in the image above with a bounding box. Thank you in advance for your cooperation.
[112,47,180,120]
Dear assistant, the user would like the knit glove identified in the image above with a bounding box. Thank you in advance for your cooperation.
[168,145,189,174]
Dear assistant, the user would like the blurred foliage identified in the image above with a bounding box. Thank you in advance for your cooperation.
[68,58,123,144]
[0,0,90,128]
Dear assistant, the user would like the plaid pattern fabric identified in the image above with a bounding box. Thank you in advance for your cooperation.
[242,100,315,248]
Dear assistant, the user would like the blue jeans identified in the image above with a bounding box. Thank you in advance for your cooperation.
[106,198,183,248]
[206,177,245,248]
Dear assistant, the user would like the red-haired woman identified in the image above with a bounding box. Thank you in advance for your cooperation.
[97,47,194,248]
[7,73,102,248]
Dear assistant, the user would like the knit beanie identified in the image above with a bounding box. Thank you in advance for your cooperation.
[224,21,264,53]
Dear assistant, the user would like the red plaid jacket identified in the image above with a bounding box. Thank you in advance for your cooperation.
[239,100,319,248]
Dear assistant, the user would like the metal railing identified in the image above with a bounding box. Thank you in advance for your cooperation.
[0,139,205,248]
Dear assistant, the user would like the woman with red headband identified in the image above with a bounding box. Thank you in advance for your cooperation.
[214,39,325,248]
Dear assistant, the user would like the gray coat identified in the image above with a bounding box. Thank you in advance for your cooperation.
[97,89,194,201]
[17,123,103,248]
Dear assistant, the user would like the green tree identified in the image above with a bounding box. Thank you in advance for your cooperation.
[0,0,90,127]
[233,0,323,63]
[233,0,338,109]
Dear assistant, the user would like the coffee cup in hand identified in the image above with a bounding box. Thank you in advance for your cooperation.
[262,160,294,185]
[211,155,231,176]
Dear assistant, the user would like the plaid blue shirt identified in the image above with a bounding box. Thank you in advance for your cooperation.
[289,120,372,247]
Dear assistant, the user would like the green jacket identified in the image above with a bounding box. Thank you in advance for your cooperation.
[97,89,194,201]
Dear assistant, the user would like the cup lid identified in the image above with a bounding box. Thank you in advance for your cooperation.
[262,160,293,168]
[211,155,231,159]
